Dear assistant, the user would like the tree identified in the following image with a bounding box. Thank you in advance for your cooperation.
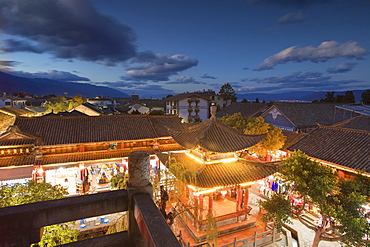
[361,90,370,104]
[219,112,250,132]
[343,91,355,103]
[110,171,128,190]
[44,95,86,114]
[245,119,286,157]
[67,95,86,109]
[0,181,79,246]
[320,92,336,102]
[218,83,237,102]
[220,114,286,157]
[260,151,370,247]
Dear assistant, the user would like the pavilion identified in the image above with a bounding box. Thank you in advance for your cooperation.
[156,106,278,242]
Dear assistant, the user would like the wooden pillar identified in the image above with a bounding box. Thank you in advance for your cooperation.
[79,145,85,152]
[194,195,200,231]
[185,186,190,199]
[236,186,242,212]
[208,194,213,215]
[119,142,125,149]
[194,195,199,221]
[243,186,250,209]
[199,194,204,221]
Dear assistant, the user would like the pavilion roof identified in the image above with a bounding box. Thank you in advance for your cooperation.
[167,117,265,152]
[156,151,277,188]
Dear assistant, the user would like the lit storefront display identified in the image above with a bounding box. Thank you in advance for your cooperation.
[29,155,160,196]
[0,165,33,186]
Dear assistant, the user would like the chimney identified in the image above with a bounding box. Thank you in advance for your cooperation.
[210,104,217,119]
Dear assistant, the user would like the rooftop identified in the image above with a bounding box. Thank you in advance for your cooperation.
[156,151,277,188]
[0,114,184,146]
[167,116,265,153]
[287,125,370,173]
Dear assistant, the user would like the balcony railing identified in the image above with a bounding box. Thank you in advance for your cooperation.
[0,151,181,247]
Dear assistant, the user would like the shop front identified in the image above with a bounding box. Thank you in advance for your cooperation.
[36,155,160,196]
[0,165,33,186]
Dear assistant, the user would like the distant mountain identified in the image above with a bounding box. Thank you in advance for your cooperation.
[237,90,368,103]
[237,91,316,102]
[0,71,129,98]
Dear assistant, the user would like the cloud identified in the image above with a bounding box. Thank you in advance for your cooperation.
[241,71,361,92]
[242,67,250,70]
[0,0,137,65]
[97,81,147,89]
[166,76,206,85]
[0,60,20,68]
[124,51,199,82]
[277,11,306,24]
[11,70,90,82]
[201,73,217,79]
[326,62,357,74]
[129,84,175,98]
[254,41,368,71]
[248,0,331,8]
[249,71,331,85]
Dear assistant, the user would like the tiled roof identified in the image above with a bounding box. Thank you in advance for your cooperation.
[287,125,370,173]
[0,144,184,168]
[216,103,269,118]
[37,148,153,166]
[0,155,35,167]
[4,115,183,146]
[0,106,33,116]
[167,117,265,152]
[148,115,185,137]
[331,115,370,131]
[0,126,38,146]
[80,102,101,112]
[266,103,347,127]
[281,130,306,149]
[157,152,277,188]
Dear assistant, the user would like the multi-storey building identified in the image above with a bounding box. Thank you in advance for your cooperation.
[165,93,210,123]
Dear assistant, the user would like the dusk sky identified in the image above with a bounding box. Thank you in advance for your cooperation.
[0,0,369,98]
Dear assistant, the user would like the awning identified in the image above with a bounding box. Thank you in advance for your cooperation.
[0,166,33,181]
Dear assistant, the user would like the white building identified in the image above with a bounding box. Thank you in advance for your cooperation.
[165,93,210,123]
[0,97,27,109]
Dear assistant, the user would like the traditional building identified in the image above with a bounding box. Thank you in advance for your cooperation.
[156,106,278,242]
[0,114,184,194]
[287,124,370,177]
[260,103,349,133]
[70,102,102,116]
[216,102,353,133]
